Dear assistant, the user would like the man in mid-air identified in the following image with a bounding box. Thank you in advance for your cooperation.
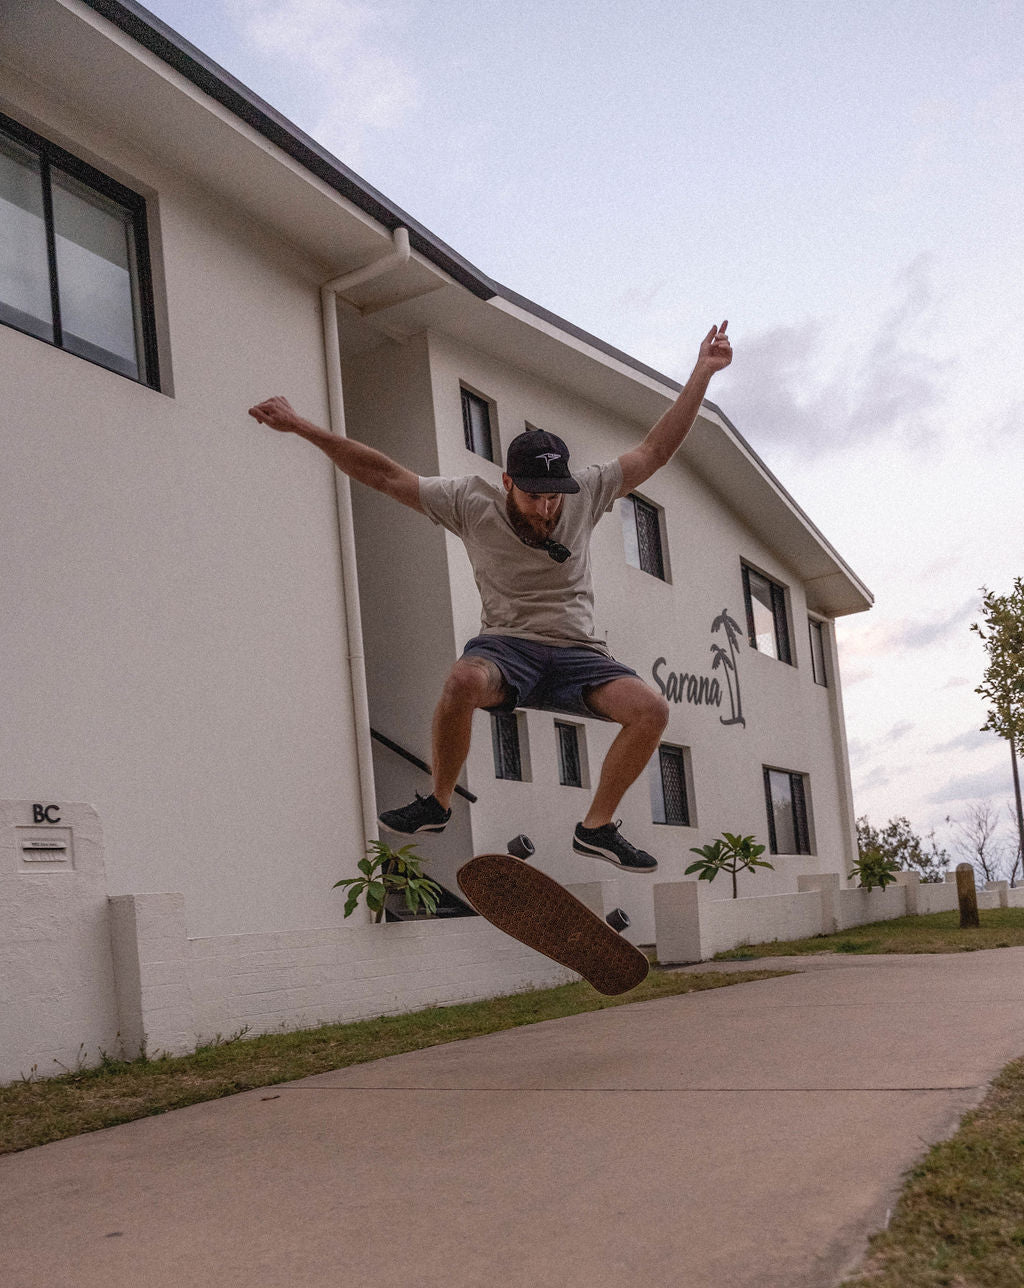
[249,322,732,873]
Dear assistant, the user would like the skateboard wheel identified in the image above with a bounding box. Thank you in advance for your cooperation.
[605,907,630,932]
[507,834,535,860]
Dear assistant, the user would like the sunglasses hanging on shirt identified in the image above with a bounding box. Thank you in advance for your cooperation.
[543,539,572,563]
[515,532,572,563]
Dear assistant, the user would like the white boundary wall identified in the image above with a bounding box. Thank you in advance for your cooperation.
[2,801,621,1082]
[654,871,1024,965]
[6,798,1024,1082]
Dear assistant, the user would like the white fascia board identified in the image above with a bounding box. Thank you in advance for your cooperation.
[488,293,681,402]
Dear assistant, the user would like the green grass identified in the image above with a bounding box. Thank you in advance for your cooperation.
[842,1055,1024,1287]
[0,965,784,1156]
[713,907,1024,960]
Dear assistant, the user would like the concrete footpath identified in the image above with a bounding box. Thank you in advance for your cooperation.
[4,949,1024,1288]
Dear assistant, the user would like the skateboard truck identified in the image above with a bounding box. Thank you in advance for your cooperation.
[507,834,535,860]
[507,834,631,936]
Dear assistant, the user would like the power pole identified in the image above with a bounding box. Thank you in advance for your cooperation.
[1011,735,1024,887]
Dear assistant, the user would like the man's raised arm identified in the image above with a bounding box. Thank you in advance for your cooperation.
[248,396,424,513]
[617,322,732,497]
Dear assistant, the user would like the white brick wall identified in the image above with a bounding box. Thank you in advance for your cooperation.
[104,881,617,1059]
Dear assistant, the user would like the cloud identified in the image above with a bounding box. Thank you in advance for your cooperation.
[893,597,979,650]
[855,765,892,793]
[231,0,418,156]
[927,765,1014,806]
[847,736,870,766]
[933,728,997,755]
[886,721,914,742]
[722,255,952,459]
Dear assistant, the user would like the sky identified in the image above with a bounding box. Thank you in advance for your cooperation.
[142,0,1022,860]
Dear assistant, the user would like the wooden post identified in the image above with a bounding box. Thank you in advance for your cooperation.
[956,862,980,929]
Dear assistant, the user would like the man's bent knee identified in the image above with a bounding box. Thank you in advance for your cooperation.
[440,657,507,711]
[588,676,669,730]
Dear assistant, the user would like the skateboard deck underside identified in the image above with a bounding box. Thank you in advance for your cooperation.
[457,853,649,995]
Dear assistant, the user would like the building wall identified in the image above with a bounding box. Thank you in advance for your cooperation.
[0,75,365,939]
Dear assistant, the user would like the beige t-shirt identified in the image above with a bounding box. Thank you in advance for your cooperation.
[418,461,623,655]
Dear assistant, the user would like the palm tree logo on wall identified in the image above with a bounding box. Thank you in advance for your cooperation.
[711,609,745,727]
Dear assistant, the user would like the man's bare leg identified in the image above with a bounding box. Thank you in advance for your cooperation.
[579,676,669,828]
[431,657,508,809]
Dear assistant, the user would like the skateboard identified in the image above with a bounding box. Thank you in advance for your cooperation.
[457,836,650,996]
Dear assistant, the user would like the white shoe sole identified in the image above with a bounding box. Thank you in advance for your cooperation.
[572,840,658,873]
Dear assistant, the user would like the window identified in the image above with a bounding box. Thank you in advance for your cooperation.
[491,711,523,781]
[649,744,691,826]
[742,565,791,663]
[0,113,159,387]
[555,721,583,787]
[808,619,828,686]
[621,494,666,579]
[763,768,812,855]
[460,387,494,460]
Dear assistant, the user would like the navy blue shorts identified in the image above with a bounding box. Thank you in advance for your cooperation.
[461,634,638,721]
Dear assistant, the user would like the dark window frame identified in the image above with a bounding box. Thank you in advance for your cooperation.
[651,743,691,826]
[808,618,828,687]
[622,493,666,580]
[0,110,160,389]
[742,564,792,664]
[491,710,523,781]
[763,768,812,855]
[460,386,494,461]
[555,720,583,788]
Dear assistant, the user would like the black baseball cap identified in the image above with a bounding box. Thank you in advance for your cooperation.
[505,429,580,494]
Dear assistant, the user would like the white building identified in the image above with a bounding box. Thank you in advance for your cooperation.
[0,0,871,1082]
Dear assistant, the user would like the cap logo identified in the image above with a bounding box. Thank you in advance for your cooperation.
[536,452,562,471]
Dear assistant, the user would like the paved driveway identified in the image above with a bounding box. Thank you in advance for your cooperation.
[4,949,1024,1288]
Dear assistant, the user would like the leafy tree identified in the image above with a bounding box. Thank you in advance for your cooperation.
[971,579,1024,872]
[945,800,1011,887]
[856,815,949,883]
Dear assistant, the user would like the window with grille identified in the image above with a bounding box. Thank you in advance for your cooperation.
[742,564,792,663]
[763,768,812,855]
[650,745,691,826]
[808,618,828,686]
[555,721,583,787]
[460,387,494,461]
[621,494,666,580]
[491,711,523,781]
[0,111,159,387]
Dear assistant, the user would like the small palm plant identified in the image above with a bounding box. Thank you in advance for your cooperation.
[685,832,774,899]
[333,840,442,923]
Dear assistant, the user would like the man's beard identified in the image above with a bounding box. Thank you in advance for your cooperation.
[505,491,561,545]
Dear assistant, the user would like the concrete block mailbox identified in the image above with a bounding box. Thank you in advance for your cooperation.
[0,800,121,1083]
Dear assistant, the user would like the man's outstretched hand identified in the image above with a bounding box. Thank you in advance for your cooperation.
[248,396,302,432]
[697,321,732,373]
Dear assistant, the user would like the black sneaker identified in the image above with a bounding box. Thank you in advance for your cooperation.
[572,820,658,872]
[379,792,451,836]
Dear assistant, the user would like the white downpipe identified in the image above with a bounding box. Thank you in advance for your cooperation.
[320,227,412,863]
